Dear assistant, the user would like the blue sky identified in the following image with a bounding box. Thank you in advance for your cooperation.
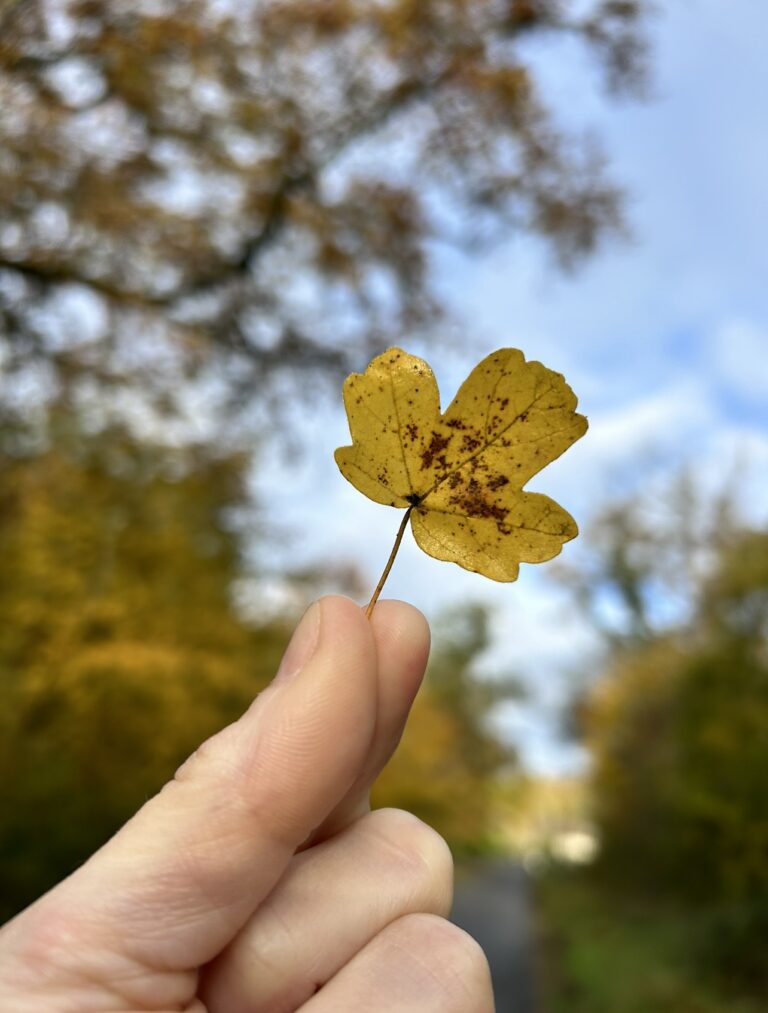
[251,1,768,774]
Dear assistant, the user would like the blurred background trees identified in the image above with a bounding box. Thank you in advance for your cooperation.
[0,0,649,437]
[2,6,767,1007]
[374,604,521,854]
[0,409,520,918]
[558,485,768,989]
[0,0,653,917]
[0,418,288,917]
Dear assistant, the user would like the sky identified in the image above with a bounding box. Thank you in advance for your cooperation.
[250,1,768,774]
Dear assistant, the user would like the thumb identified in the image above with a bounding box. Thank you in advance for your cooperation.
[5,597,380,983]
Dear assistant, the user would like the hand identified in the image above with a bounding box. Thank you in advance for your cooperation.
[0,597,494,1012]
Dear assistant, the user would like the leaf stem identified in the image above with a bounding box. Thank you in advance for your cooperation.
[365,506,413,619]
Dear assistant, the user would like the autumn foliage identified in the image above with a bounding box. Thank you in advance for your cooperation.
[0,7,648,895]
[0,426,282,916]
[374,605,520,853]
[574,497,768,986]
[0,0,650,431]
[0,421,516,919]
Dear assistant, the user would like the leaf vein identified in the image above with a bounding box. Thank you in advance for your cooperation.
[425,379,560,498]
[422,504,565,537]
[389,368,415,495]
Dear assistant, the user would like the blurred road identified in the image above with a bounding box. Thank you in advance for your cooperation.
[451,861,537,1013]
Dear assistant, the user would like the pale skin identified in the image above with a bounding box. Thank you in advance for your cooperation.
[0,596,494,1012]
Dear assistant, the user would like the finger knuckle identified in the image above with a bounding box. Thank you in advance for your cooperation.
[4,899,92,990]
[387,913,493,1008]
[363,808,453,912]
[171,727,228,785]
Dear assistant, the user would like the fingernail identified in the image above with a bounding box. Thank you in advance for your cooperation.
[274,602,321,684]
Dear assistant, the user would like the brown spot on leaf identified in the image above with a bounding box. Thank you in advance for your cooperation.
[405,422,418,442]
[420,431,451,470]
[449,477,510,532]
[487,474,509,491]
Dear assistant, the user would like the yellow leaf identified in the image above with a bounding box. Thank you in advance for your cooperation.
[335,347,587,584]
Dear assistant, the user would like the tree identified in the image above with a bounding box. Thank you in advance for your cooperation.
[0,421,291,918]
[0,0,651,435]
[573,491,768,986]
[373,604,521,853]
[556,472,740,651]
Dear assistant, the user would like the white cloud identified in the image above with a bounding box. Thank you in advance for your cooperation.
[588,382,711,457]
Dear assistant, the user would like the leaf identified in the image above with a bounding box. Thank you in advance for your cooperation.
[335,347,587,583]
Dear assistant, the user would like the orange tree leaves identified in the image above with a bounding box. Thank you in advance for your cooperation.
[335,347,587,586]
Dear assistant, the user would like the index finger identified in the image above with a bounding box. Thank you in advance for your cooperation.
[307,599,431,843]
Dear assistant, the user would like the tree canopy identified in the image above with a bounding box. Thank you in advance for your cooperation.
[373,604,521,853]
[0,0,650,435]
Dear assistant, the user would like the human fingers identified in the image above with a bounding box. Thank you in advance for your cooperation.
[201,807,453,1013]
[299,913,495,1012]
[308,598,431,842]
[0,597,380,1010]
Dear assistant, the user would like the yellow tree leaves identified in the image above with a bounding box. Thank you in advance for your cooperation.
[335,347,587,604]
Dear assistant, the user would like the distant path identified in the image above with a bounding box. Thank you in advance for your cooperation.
[451,861,537,1013]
